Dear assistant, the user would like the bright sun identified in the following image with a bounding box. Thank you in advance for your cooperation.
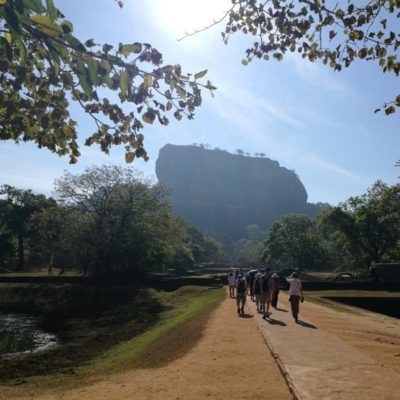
[149,0,232,39]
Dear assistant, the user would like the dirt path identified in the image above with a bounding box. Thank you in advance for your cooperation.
[2,290,399,400]
[0,295,293,400]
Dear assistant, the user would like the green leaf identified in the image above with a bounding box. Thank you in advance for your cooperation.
[24,0,45,13]
[30,15,63,36]
[119,43,138,57]
[16,38,26,62]
[64,34,86,52]
[45,0,58,22]
[5,5,21,34]
[194,69,207,79]
[87,58,100,86]
[176,85,186,99]
[45,39,61,65]
[119,70,128,97]
[51,41,69,62]
[75,60,92,96]
[0,37,12,61]
[143,74,153,89]
[61,20,73,34]
[85,39,96,47]
[0,0,7,5]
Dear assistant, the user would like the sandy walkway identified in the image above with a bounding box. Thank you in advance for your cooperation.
[0,295,292,400]
[2,290,399,400]
[251,293,400,399]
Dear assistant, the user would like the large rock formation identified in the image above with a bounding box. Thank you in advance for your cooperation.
[156,144,324,239]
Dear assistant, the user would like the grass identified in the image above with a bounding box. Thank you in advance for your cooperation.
[0,284,224,387]
[85,286,224,374]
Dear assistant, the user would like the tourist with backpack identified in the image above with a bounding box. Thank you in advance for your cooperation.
[253,272,262,311]
[260,267,273,319]
[235,273,247,315]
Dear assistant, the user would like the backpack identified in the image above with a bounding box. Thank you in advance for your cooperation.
[237,277,246,294]
[261,275,270,292]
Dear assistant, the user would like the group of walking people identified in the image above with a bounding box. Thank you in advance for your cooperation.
[227,268,303,322]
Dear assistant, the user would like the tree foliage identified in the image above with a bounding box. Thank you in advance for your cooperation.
[0,0,215,163]
[221,0,400,115]
[53,166,183,275]
[262,181,400,271]
[263,214,328,269]
[320,180,400,265]
[0,184,55,269]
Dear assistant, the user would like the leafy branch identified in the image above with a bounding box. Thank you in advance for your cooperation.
[0,0,216,163]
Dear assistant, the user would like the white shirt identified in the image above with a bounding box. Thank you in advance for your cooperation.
[288,278,302,296]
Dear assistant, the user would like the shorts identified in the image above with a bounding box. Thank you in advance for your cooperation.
[236,293,246,301]
[260,291,272,304]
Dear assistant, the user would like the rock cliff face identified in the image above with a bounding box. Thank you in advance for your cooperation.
[156,144,322,238]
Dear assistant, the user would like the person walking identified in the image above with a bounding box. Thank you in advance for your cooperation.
[287,272,303,323]
[235,273,247,315]
[253,272,262,311]
[271,273,280,308]
[260,267,273,319]
[247,269,256,301]
[227,272,236,298]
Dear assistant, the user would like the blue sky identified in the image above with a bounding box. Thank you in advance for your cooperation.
[1,0,399,205]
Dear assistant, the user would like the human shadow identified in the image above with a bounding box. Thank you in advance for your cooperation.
[296,319,318,329]
[239,313,254,319]
[274,307,288,313]
[264,317,287,326]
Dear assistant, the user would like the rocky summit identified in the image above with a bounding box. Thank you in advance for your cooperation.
[156,144,325,239]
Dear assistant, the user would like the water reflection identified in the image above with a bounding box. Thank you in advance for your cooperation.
[0,313,57,357]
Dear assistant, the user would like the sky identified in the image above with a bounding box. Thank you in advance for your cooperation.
[0,0,399,205]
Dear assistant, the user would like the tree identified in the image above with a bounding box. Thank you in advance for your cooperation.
[229,224,266,265]
[54,165,185,276]
[27,204,71,269]
[221,0,400,115]
[0,0,215,163]
[0,185,55,269]
[320,181,400,265]
[263,214,327,269]
[183,225,224,264]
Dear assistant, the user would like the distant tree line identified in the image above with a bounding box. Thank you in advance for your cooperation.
[229,181,400,272]
[0,166,223,277]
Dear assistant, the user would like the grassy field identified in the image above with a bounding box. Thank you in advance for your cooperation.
[0,284,224,385]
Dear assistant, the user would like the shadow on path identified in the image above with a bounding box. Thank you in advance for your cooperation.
[239,313,254,319]
[264,317,287,326]
[274,307,289,313]
[296,319,318,329]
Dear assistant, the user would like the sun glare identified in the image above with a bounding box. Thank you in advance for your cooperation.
[149,0,232,39]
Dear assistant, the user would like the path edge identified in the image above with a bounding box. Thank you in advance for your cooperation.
[256,323,302,400]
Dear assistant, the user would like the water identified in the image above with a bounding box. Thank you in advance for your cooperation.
[0,313,57,358]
